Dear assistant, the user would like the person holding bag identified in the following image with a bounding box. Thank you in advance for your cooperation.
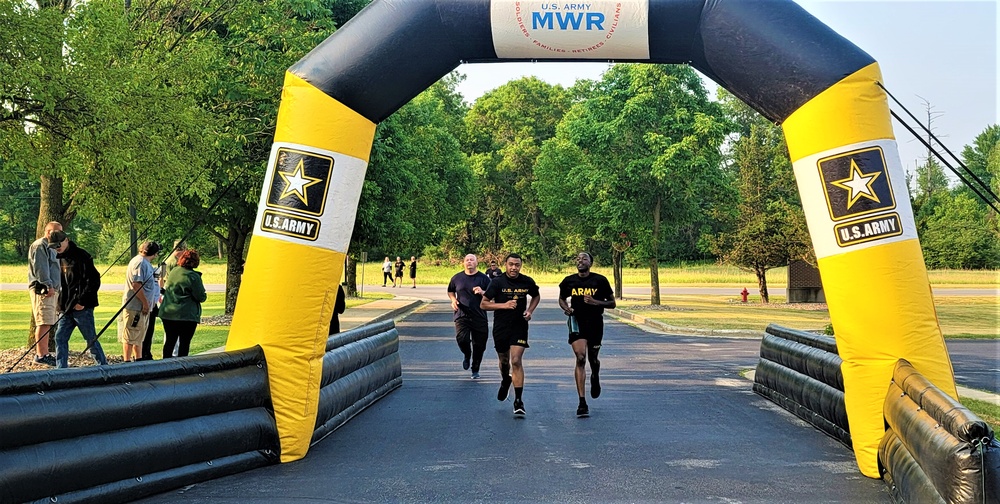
[159,249,207,358]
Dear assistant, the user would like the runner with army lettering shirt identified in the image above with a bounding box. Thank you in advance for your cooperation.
[558,252,615,417]
[481,253,540,417]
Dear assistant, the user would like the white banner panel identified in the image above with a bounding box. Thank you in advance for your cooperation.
[793,139,917,259]
[491,0,649,60]
[253,142,367,253]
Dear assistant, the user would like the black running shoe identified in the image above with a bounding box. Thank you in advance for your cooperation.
[33,354,56,367]
[576,404,589,417]
[513,399,525,416]
[591,371,601,399]
[462,356,470,370]
[498,377,512,401]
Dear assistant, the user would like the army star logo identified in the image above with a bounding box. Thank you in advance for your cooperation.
[817,147,895,221]
[830,160,881,209]
[278,159,322,206]
[266,147,333,216]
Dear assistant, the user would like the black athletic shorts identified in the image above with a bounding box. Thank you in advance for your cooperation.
[493,320,529,352]
[568,316,603,351]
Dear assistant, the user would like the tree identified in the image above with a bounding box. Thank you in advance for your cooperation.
[708,90,811,303]
[957,124,1000,208]
[345,78,473,295]
[920,192,1000,269]
[169,0,343,313]
[0,169,39,259]
[461,77,571,265]
[0,0,222,239]
[535,64,728,304]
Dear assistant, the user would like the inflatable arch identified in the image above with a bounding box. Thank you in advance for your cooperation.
[225,0,956,477]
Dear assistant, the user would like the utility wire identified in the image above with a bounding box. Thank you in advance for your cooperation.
[887,109,1000,215]
[877,81,1000,211]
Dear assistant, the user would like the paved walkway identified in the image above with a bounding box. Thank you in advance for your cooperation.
[323,293,1000,405]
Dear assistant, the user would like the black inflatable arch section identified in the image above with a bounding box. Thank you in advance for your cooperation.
[292,0,874,124]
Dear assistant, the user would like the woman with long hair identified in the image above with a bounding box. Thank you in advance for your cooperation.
[159,249,207,358]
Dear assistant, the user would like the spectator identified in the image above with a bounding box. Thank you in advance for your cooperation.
[409,256,418,288]
[328,284,347,335]
[53,237,108,368]
[159,249,207,358]
[26,222,64,366]
[381,256,392,287]
[118,240,160,362]
[141,240,185,360]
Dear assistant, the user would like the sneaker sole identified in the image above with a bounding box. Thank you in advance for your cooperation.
[577,412,589,418]
[513,410,526,417]
[498,380,512,401]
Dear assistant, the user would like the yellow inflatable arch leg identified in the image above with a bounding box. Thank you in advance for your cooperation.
[782,62,958,478]
[226,72,376,462]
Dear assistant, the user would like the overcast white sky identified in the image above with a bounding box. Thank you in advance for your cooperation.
[454,0,998,178]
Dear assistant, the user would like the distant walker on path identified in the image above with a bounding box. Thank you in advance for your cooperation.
[409,256,418,288]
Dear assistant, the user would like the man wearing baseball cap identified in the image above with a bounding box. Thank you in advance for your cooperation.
[26,221,65,366]
[118,240,161,362]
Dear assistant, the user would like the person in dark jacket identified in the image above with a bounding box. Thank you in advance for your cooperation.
[54,239,108,368]
[328,284,347,335]
[159,249,207,358]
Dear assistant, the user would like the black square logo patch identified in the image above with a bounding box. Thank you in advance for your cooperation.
[266,148,333,217]
[818,147,895,221]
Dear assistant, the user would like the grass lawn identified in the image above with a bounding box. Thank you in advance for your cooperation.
[0,290,388,355]
[3,260,997,288]
[617,294,997,338]
[960,397,1000,433]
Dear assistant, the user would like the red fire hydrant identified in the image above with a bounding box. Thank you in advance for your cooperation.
[740,288,749,303]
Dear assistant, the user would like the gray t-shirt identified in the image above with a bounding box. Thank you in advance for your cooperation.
[123,255,156,311]
[27,237,61,291]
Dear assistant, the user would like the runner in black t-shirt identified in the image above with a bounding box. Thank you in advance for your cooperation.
[558,252,615,417]
[485,260,503,281]
[481,253,540,417]
[393,257,404,287]
[447,254,491,379]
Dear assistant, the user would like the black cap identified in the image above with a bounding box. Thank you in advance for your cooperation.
[140,240,161,256]
[47,230,67,249]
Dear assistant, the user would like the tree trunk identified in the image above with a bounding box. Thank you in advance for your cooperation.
[30,175,64,350]
[649,196,661,306]
[612,249,623,299]
[224,226,248,315]
[36,175,64,238]
[345,255,359,297]
[756,267,769,304]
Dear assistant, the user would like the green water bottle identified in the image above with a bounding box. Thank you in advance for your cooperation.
[567,315,579,337]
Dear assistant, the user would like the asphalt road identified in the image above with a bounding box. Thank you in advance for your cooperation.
[946,339,1000,393]
[141,299,890,503]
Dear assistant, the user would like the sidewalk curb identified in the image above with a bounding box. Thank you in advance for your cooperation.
[363,299,427,325]
[609,308,762,339]
[202,299,427,354]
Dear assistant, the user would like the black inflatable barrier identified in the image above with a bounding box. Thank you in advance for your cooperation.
[0,347,279,504]
[763,323,839,355]
[752,324,851,447]
[22,451,272,504]
[879,359,1000,504]
[312,320,402,445]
